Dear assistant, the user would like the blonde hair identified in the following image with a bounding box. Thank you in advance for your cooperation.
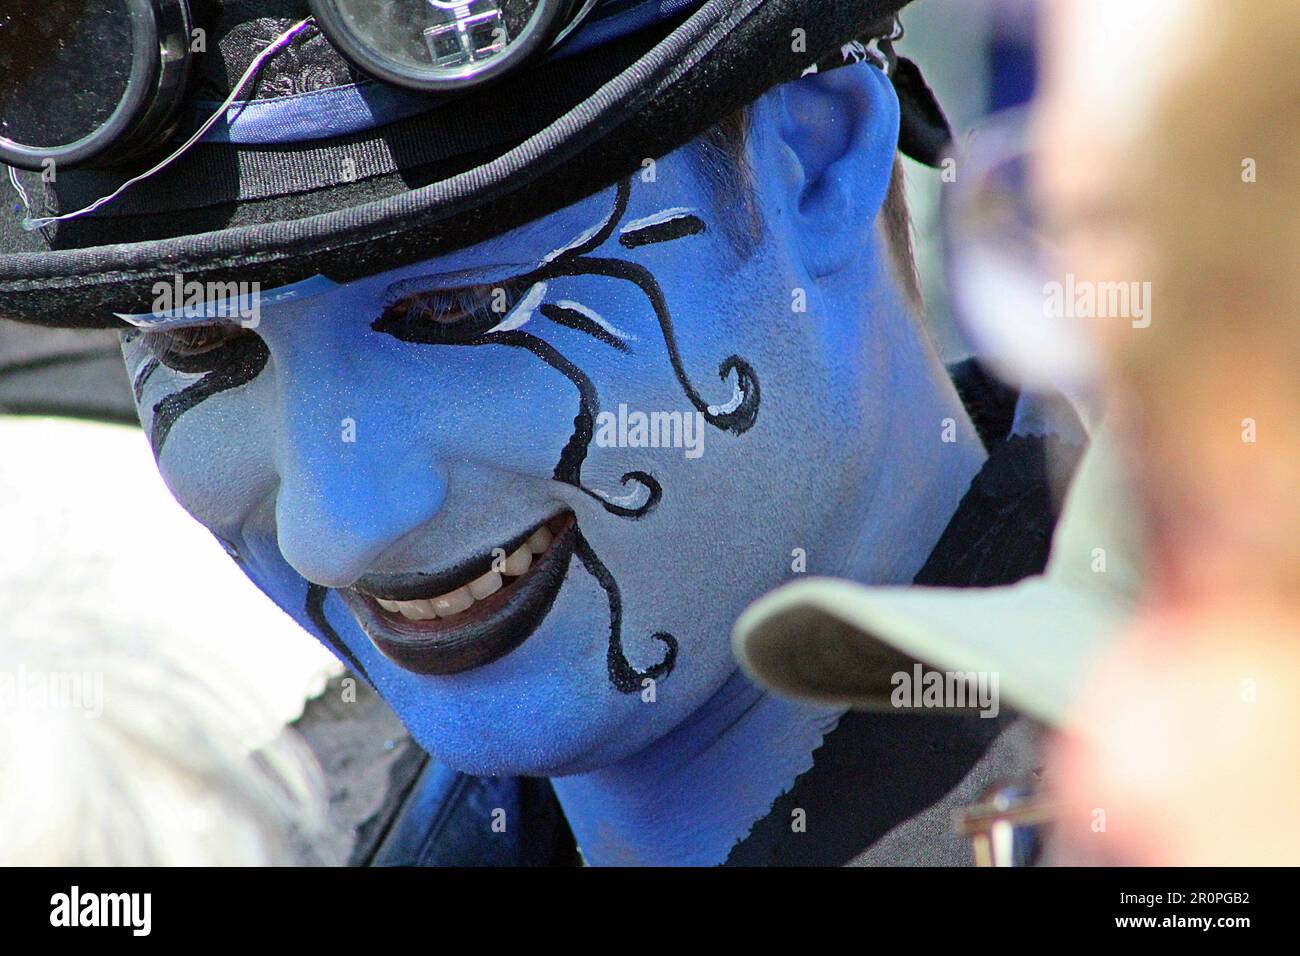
[1117,0,1300,597]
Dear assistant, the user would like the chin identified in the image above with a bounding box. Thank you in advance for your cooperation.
[397,697,657,779]
[340,533,732,775]
[380,627,722,779]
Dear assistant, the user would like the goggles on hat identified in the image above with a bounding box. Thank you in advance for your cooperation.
[0,0,603,172]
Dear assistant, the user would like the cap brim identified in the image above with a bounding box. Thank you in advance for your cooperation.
[733,573,1128,728]
[734,424,1144,728]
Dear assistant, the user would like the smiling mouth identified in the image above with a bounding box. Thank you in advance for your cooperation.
[341,513,576,676]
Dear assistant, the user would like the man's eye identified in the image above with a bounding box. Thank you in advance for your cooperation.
[376,278,534,345]
[141,325,255,373]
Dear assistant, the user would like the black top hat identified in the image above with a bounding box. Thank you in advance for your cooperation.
[0,0,947,329]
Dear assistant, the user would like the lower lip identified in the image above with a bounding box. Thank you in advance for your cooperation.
[341,515,577,676]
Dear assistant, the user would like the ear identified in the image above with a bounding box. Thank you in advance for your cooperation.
[759,63,900,278]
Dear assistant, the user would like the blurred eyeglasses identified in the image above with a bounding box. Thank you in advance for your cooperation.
[941,107,1102,405]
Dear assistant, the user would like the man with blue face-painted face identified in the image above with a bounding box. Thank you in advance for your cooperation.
[0,1,1070,865]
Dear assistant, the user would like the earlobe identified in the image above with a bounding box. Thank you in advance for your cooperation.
[772,63,901,278]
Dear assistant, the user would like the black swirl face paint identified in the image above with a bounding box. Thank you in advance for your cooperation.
[132,358,160,401]
[307,582,374,686]
[464,327,666,518]
[539,253,760,434]
[371,178,762,692]
[573,528,678,692]
[540,303,630,353]
[147,335,270,455]
[527,181,760,435]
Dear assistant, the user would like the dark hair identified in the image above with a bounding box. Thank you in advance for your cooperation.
[693,106,764,258]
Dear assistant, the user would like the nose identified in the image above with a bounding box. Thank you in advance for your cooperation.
[275,412,448,587]
[275,431,448,588]
[268,330,447,589]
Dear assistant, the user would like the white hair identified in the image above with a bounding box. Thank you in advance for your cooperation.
[0,569,338,866]
[0,415,341,865]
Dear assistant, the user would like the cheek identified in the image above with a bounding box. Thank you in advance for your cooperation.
[159,424,276,535]
[127,373,279,537]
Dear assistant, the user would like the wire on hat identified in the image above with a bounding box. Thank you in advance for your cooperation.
[6,17,315,233]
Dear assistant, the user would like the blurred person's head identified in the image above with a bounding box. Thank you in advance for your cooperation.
[0,585,336,866]
[1035,0,1300,599]
[1032,0,1300,865]
[1107,0,1300,602]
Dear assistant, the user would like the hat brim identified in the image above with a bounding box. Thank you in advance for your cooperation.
[733,573,1129,728]
[0,0,912,328]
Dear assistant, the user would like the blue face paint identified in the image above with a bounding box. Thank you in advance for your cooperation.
[120,63,986,865]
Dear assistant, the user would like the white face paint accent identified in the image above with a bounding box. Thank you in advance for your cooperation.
[620,207,698,235]
[586,483,653,509]
[487,281,547,333]
[113,274,339,329]
[706,372,745,417]
[540,221,606,265]
[554,298,636,343]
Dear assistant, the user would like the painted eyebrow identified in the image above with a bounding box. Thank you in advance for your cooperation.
[618,209,706,248]
[377,202,630,302]
[379,198,706,307]
[383,193,640,303]
[115,284,271,332]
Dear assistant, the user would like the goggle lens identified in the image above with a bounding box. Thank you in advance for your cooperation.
[0,1,137,160]
[311,0,579,92]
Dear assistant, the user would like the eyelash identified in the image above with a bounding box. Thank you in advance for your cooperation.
[140,324,256,374]
[378,277,536,344]
[135,276,538,372]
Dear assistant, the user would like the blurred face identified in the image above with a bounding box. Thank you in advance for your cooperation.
[1031,0,1207,356]
[118,122,896,777]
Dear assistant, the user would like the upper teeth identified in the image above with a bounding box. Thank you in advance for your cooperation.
[376,525,554,622]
